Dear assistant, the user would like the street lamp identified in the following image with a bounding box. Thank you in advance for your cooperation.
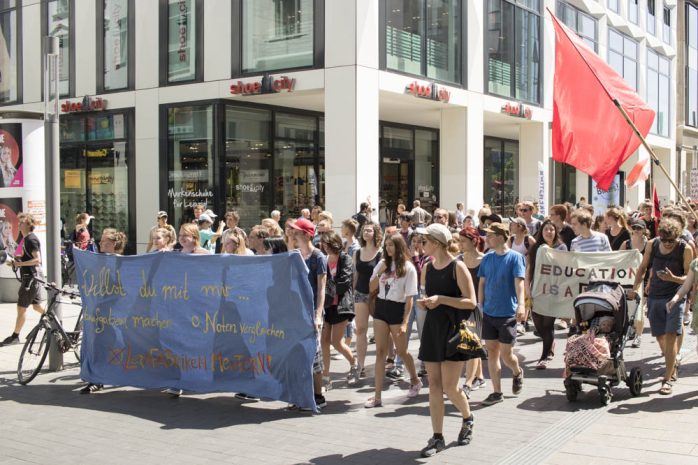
[44,36,62,370]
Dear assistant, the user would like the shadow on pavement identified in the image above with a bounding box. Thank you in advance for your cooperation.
[0,380,354,430]
[294,447,423,465]
[607,389,698,415]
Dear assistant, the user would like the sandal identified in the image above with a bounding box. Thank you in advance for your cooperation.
[364,396,382,408]
[659,381,673,395]
[671,364,679,382]
[80,383,103,394]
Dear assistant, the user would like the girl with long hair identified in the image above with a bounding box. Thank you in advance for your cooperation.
[365,234,420,407]
[605,207,631,251]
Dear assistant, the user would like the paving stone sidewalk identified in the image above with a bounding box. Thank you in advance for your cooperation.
[0,301,696,465]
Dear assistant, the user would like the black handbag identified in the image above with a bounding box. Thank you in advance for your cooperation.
[446,315,487,360]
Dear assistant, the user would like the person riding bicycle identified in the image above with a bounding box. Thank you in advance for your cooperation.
[0,213,46,346]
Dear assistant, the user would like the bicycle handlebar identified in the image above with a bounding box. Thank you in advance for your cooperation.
[31,275,81,299]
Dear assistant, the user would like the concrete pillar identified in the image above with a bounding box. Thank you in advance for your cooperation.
[324,0,380,224]
[519,122,548,207]
[440,101,483,213]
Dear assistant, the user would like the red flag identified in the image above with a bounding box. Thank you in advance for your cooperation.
[653,184,661,221]
[550,10,655,191]
[625,149,650,188]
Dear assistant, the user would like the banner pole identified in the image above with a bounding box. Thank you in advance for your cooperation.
[611,99,698,223]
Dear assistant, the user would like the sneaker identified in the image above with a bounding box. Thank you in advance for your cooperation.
[555,320,568,330]
[462,385,472,399]
[512,370,524,395]
[457,417,474,446]
[535,359,548,370]
[314,394,327,409]
[420,436,446,457]
[322,376,332,392]
[386,367,405,380]
[0,334,19,346]
[164,388,183,398]
[631,337,641,348]
[79,383,104,394]
[567,326,578,338]
[418,366,428,377]
[481,392,503,406]
[359,367,366,379]
[683,312,691,326]
[407,380,422,398]
[368,336,375,344]
[471,378,486,391]
[347,365,360,384]
[516,323,526,336]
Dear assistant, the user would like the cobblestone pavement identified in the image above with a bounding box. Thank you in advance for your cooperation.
[0,301,697,465]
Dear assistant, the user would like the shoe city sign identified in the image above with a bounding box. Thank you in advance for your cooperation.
[500,102,532,120]
[230,75,296,96]
[61,96,107,113]
[405,81,451,103]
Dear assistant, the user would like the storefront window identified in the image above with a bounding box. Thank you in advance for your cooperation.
[167,105,215,229]
[414,129,438,211]
[274,113,320,219]
[0,1,19,104]
[47,0,71,96]
[242,0,314,73]
[385,0,462,84]
[225,106,272,228]
[165,0,199,83]
[483,137,519,217]
[59,111,132,252]
[557,1,598,52]
[553,160,576,204]
[102,0,129,91]
[487,0,541,104]
[687,3,698,127]
[647,50,670,137]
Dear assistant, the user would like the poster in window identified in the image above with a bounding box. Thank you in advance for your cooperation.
[168,0,196,82]
[0,197,22,255]
[0,124,23,188]
[591,173,624,217]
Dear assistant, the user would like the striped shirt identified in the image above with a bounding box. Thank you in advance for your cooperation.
[570,231,612,252]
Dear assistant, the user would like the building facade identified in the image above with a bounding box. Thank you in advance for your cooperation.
[0,0,679,252]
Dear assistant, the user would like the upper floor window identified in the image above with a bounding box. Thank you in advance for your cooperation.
[647,50,670,137]
[557,1,598,52]
[608,28,637,90]
[608,0,619,13]
[44,0,73,97]
[98,0,133,92]
[0,1,20,104]
[647,0,656,35]
[384,0,464,84]
[686,3,698,127]
[662,5,671,44]
[628,0,638,24]
[161,0,202,84]
[240,0,318,74]
[487,0,541,104]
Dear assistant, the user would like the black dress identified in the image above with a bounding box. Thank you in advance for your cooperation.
[418,260,472,362]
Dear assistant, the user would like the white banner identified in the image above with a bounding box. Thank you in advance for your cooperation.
[531,248,642,318]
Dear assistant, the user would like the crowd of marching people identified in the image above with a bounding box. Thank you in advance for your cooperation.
[3,195,698,458]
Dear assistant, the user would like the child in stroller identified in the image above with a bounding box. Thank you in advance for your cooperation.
[563,280,643,405]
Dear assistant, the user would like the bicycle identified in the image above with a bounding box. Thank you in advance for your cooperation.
[17,276,84,385]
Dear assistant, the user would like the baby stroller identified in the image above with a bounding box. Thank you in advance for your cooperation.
[563,280,643,405]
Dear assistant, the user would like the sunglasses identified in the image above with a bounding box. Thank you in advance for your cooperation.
[660,238,675,244]
[519,208,531,212]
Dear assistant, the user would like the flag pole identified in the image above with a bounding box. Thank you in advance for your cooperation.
[612,99,698,223]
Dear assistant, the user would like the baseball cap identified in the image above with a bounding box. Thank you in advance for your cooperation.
[483,222,509,239]
[629,218,647,230]
[485,213,502,224]
[157,211,168,219]
[508,217,527,229]
[290,218,315,237]
[198,213,213,224]
[203,209,218,218]
[423,223,452,246]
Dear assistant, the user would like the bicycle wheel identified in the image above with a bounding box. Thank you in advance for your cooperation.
[17,323,51,385]
[71,310,83,363]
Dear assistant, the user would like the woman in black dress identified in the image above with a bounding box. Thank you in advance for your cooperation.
[417,224,477,457]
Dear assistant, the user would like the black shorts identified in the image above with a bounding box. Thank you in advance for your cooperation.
[374,298,406,325]
[481,314,517,344]
[17,275,46,308]
[323,306,354,325]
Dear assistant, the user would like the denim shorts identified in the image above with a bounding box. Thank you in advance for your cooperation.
[647,296,683,337]
[354,290,370,304]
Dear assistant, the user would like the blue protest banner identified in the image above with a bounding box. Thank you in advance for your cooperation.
[73,249,318,410]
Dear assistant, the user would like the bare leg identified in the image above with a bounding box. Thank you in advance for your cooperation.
[425,361,444,434]
[372,319,391,400]
[354,303,370,369]
[320,323,332,378]
[441,361,470,418]
[390,325,418,384]
[330,321,355,365]
[485,340,503,393]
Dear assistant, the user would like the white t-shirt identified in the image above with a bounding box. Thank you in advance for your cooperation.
[371,260,418,303]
